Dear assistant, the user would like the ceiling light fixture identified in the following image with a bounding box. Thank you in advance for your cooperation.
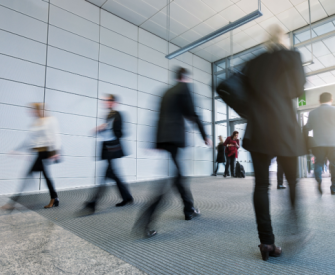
[165,0,263,59]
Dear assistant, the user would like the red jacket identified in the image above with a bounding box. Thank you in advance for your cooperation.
[223,137,239,158]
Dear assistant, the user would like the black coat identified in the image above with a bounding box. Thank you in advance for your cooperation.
[156,82,207,148]
[216,143,225,163]
[243,49,307,157]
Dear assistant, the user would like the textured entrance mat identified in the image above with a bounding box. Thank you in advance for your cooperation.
[14,177,335,274]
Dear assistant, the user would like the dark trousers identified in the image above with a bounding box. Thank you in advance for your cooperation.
[13,152,58,203]
[277,161,284,186]
[225,155,236,176]
[136,144,194,229]
[312,147,335,191]
[214,162,225,174]
[90,158,132,204]
[251,152,297,244]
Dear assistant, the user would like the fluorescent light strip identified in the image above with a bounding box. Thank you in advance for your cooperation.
[165,10,263,60]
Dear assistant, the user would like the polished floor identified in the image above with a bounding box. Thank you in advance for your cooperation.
[1,176,335,275]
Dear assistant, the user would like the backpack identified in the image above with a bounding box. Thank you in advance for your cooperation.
[235,161,246,178]
[216,72,249,119]
[240,163,246,178]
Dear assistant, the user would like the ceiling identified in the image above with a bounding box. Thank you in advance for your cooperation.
[87,0,335,62]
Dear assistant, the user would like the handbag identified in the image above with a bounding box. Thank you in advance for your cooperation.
[101,139,124,160]
[216,71,249,119]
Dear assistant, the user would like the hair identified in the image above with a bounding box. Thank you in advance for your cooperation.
[231,131,239,138]
[320,92,332,103]
[265,24,286,52]
[176,67,189,81]
[31,102,45,117]
[106,94,117,102]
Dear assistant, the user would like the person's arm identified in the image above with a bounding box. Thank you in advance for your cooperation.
[236,139,240,148]
[113,112,123,139]
[289,51,306,99]
[222,137,229,147]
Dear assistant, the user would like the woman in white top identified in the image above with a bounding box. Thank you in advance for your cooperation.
[2,103,61,210]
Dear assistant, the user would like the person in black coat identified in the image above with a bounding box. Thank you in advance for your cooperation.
[243,25,307,260]
[81,94,133,215]
[213,135,226,176]
[134,67,211,237]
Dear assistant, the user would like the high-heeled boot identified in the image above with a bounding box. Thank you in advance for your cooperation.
[44,198,59,208]
[258,244,282,261]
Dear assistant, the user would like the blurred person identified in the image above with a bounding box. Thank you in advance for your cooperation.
[277,161,286,189]
[80,94,133,215]
[213,135,226,176]
[242,25,307,260]
[134,67,211,237]
[303,92,335,195]
[1,103,61,210]
[223,131,239,177]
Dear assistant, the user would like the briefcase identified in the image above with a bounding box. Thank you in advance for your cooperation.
[101,139,124,160]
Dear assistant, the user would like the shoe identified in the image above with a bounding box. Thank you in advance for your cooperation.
[44,198,59,209]
[331,190,335,195]
[0,204,15,211]
[115,198,134,207]
[258,244,282,261]
[185,208,200,220]
[223,173,227,178]
[212,174,217,176]
[145,229,157,238]
[78,202,95,216]
[277,185,286,190]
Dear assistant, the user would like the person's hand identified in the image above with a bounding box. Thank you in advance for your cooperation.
[205,138,212,147]
[49,154,60,160]
[93,123,107,133]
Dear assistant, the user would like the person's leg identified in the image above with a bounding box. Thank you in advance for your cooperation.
[230,156,236,177]
[169,146,195,217]
[214,162,219,175]
[312,147,327,194]
[40,161,58,199]
[277,161,284,188]
[326,147,335,194]
[224,154,230,176]
[107,158,133,202]
[251,152,274,245]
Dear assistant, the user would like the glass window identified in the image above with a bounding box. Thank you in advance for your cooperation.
[215,99,227,121]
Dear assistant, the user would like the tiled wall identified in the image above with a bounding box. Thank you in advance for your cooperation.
[0,0,213,195]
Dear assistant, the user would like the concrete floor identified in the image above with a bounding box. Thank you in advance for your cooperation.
[1,176,335,274]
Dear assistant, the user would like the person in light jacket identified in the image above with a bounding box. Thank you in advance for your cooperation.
[1,103,61,210]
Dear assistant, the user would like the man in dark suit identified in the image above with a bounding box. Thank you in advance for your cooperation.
[134,67,211,237]
[304,92,335,195]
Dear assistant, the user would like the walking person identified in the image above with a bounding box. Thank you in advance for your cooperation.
[134,67,211,237]
[223,131,239,177]
[303,92,335,195]
[213,135,226,176]
[1,103,61,210]
[81,94,133,215]
[242,25,307,260]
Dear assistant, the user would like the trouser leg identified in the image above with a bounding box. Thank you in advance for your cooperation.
[312,147,326,184]
[106,159,132,201]
[277,161,284,187]
[224,154,230,175]
[214,163,219,174]
[326,148,335,192]
[251,152,274,245]
[40,162,58,199]
[230,156,236,177]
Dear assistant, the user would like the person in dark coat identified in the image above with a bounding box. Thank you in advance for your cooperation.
[213,135,226,176]
[223,131,240,177]
[242,25,307,260]
[81,94,133,215]
[134,67,211,237]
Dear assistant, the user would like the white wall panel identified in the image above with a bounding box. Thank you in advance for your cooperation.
[193,81,212,98]
[137,108,158,127]
[0,154,39,179]
[138,60,169,83]
[0,179,40,195]
[169,158,194,176]
[139,29,168,54]
[137,159,169,178]
[51,0,100,24]
[120,139,136,159]
[193,55,212,74]
[99,45,137,73]
[193,161,213,176]
[138,76,168,97]
[137,141,169,160]
[46,68,98,98]
[0,0,49,22]
[60,134,95,157]
[100,27,138,57]
[49,111,96,137]
[178,147,194,160]
[0,104,34,131]
[0,129,28,154]
[51,156,95,178]
[101,9,138,41]
[0,79,44,107]
[98,81,137,106]
[139,44,168,69]
[169,58,193,74]
[99,63,137,90]
[0,30,46,65]
[96,158,136,177]
[193,68,212,85]
[194,94,212,110]
[115,105,138,124]
[0,6,47,43]
[122,122,137,141]
[194,147,213,161]
[137,92,161,112]
[137,125,156,143]
[0,54,45,86]
[45,89,97,117]
[40,177,95,191]
[48,26,99,60]
[47,46,98,78]
[49,5,99,42]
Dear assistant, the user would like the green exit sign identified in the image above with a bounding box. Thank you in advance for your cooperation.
[299,92,306,107]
